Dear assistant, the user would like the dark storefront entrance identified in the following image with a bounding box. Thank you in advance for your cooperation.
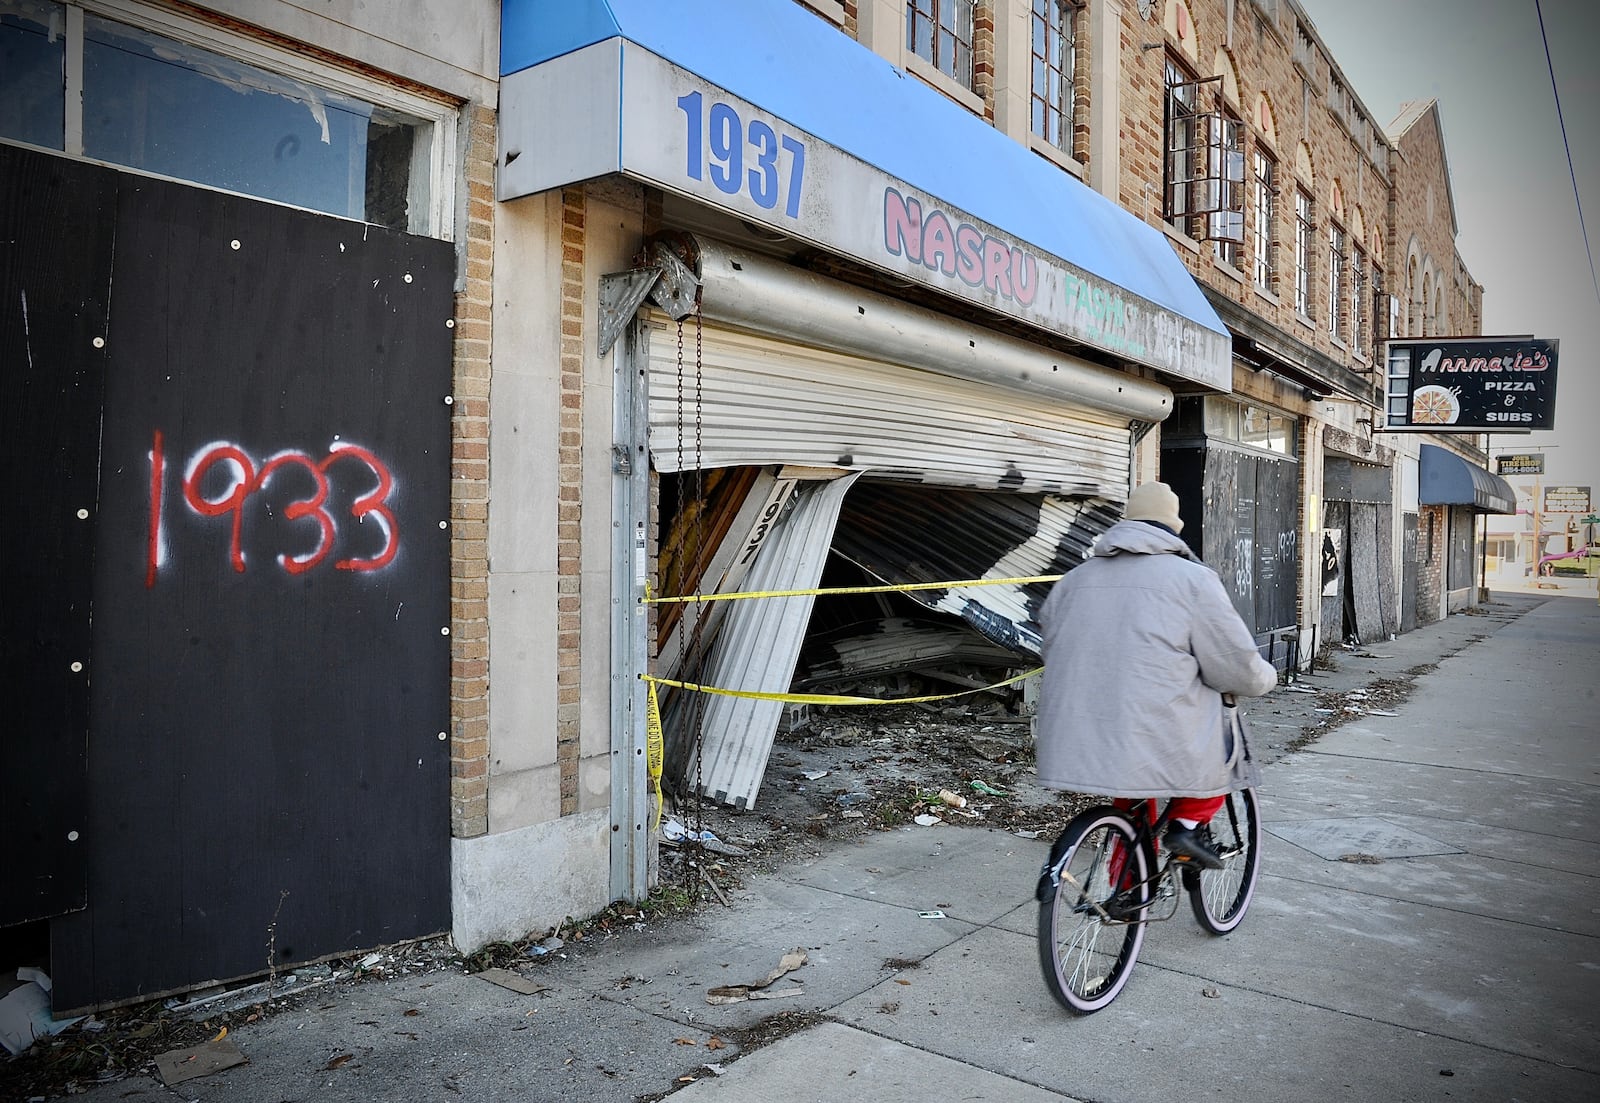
[1163,397,1299,664]
[1322,456,1396,645]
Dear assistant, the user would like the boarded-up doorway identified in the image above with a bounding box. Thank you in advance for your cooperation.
[2,145,455,1011]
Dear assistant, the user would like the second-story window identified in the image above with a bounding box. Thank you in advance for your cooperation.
[1030,0,1077,153]
[1163,56,1200,232]
[1351,244,1368,354]
[1294,188,1314,318]
[1210,109,1244,267]
[908,0,975,89]
[1328,222,1347,341]
[1252,147,1277,291]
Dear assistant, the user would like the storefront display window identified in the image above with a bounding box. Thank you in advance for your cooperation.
[0,0,450,236]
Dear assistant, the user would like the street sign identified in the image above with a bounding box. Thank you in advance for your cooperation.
[1383,337,1559,431]
[1496,453,1545,476]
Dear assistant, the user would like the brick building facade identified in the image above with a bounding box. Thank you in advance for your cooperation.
[3,0,1511,1007]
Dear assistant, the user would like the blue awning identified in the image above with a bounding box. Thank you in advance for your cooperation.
[1418,444,1516,513]
[498,0,1232,390]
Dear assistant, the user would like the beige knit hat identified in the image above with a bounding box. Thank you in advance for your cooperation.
[1124,481,1184,534]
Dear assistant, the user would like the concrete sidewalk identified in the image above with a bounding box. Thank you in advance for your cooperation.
[62,590,1599,1101]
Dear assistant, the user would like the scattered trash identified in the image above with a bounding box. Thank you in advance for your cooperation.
[0,969,83,1056]
[153,1036,248,1087]
[476,968,549,995]
[936,789,968,808]
[526,935,566,957]
[918,911,947,919]
[1284,685,1318,694]
[1012,829,1042,839]
[706,948,808,1004]
[662,818,748,856]
[969,779,1009,796]
[841,809,865,819]
[801,769,830,781]
[1368,709,1399,717]
[1201,986,1221,999]
[913,813,942,826]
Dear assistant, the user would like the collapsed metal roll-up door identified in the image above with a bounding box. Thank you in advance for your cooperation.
[637,238,1175,809]
[646,316,1137,497]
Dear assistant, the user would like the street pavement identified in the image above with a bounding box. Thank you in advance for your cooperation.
[62,586,1599,1102]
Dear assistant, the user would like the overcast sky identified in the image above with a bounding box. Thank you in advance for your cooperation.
[1297,0,1599,491]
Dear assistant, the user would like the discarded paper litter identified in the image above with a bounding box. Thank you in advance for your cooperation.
[706,948,807,1004]
[154,1036,249,1087]
[476,967,549,995]
[0,968,83,1056]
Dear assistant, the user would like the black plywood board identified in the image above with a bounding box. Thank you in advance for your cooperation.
[47,163,455,1010]
[0,146,111,925]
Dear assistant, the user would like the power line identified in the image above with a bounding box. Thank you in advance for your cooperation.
[1536,0,1600,310]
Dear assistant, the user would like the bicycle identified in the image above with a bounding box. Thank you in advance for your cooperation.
[1034,786,1261,1014]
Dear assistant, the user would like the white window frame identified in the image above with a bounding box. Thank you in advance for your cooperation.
[1328,222,1346,341]
[1351,244,1367,354]
[907,0,976,91]
[1294,188,1313,318]
[26,0,459,240]
[1029,0,1077,153]
[1252,147,1276,290]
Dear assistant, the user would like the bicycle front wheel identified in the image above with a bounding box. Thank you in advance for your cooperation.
[1185,787,1261,934]
[1037,808,1151,1014]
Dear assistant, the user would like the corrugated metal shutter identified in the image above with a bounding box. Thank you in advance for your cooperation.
[689,473,862,809]
[646,316,1132,497]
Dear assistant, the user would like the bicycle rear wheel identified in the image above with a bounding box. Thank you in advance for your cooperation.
[1185,787,1261,934]
[1037,807,1151,1014]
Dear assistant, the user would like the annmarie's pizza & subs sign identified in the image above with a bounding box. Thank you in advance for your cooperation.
[1384,337,1559,431]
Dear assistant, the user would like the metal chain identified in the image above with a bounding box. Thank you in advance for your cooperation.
[673,317,687,853]
[689,295,706,855]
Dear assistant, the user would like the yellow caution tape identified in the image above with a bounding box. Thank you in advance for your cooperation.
[642,574,1062,605]
[641,667,1042,706]
[645,680,665,830]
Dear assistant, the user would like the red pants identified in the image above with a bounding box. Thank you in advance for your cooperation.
[1115,795,1225,824]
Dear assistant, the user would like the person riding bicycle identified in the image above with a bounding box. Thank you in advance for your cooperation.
[1035,482,1277,869]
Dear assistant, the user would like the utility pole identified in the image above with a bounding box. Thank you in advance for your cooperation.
[1479,434,1491,602]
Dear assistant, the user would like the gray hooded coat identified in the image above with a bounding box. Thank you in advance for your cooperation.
[1035,520,1278,798]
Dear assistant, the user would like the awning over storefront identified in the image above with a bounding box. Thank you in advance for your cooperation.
[1418,444,1516,513]
[499,0,1232,391]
